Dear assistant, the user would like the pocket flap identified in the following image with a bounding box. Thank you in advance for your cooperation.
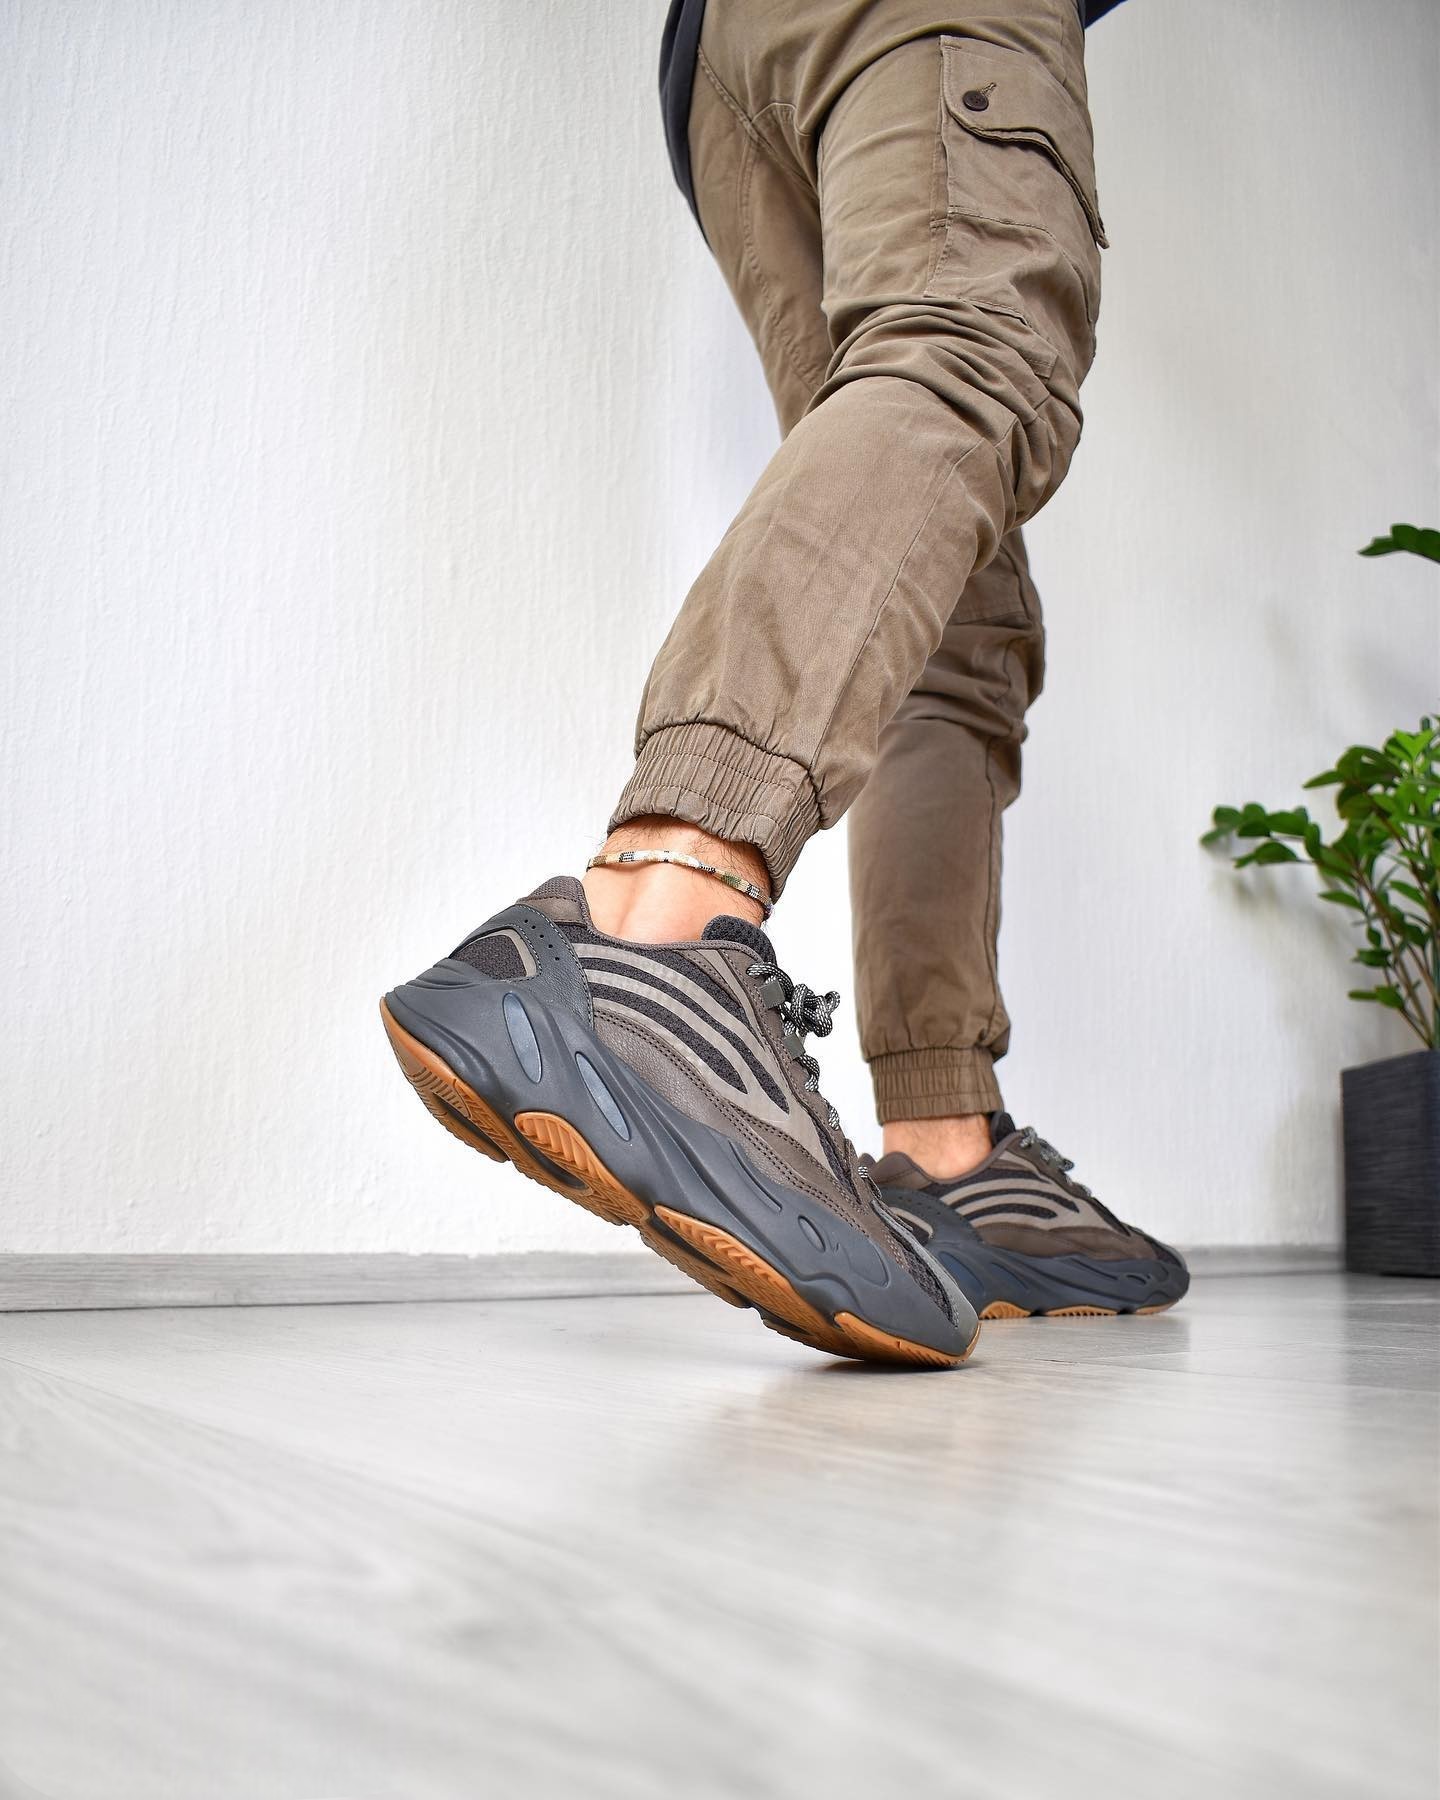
[941,39,1108,249]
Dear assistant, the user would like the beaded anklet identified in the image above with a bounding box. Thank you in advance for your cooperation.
[584,848,774,920]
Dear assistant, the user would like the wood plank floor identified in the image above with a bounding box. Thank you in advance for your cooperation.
[0,1274,1434,1799]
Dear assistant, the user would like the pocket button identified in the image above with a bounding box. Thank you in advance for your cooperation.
[961,88,991,112]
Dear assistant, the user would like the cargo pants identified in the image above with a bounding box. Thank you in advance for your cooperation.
[612,0,1105,1119]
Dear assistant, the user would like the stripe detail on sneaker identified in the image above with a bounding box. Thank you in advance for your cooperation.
[883,1205,936,1243]
[587,983,748,1094]
[567,932,749,1022]
[631,946,750,1021]
[949,1179,1080,1215]
[579,957,787,1110]
[961,1200,1065,1224]
[938,1163,1070,1194]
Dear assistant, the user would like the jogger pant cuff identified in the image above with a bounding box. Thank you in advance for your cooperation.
[610,721,821,896]
[869,1047,1002,1124]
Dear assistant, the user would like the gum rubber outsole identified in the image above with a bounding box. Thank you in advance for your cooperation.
[381,999,973,1369]
[979,1298,1176,1320]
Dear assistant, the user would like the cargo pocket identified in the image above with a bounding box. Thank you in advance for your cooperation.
[925,36,1106,382]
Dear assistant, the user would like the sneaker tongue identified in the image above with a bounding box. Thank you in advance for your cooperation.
[989,1109,1018,1142]
[702,914,776,962]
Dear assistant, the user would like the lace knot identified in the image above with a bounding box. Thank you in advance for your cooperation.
[1018,1126,1092,1198]
[748,960,843,1128]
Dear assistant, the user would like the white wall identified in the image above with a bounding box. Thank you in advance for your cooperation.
[3,0,1436,1254]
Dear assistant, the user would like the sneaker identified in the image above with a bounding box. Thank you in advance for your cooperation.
[380,877,979,1367]
[864,1112,1189,1320]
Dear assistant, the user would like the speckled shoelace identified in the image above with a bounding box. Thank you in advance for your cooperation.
[745,957,842,1128]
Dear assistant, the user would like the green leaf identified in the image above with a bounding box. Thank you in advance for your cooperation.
[1202,701,1437,1047]
[1200,806,1243,846]
[1313,845,1352,877]
[1338,750,1401,788]
[1347,986,1406,1010]
[1358,524,1440,563]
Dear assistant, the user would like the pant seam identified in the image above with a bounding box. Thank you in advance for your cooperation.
[739,131,831,403]
[978,730,1005,1044]
[696,46,820,152]
[979,617,1011,1047]
[697,51,829,401]
[974,533,1032,1048]
[696,48,759,142]
[806,432,1002,825]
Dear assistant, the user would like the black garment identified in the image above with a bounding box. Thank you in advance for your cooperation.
[659,0,1127,238]
[659,0,711,238]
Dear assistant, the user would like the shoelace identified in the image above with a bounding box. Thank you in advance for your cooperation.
[1016,1125,1095,1199]
[746,958,843,1129]
[1016,1125,1137,1232]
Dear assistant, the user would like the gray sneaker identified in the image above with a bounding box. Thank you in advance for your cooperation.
[865,1113,1190,1320]
[380,877,979,1367]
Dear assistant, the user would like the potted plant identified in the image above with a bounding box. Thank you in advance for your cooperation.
[1203,526,1439,1277]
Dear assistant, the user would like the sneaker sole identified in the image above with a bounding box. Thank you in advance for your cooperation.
[381,998,973,1370]
[932,1237,1186,1320]
[979,1299,1177,1320]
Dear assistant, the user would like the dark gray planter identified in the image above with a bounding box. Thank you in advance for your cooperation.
[1342,1047,1440,1276]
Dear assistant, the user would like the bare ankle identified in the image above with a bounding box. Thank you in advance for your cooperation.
[884,1113,993,1180]
[581,817,773,943]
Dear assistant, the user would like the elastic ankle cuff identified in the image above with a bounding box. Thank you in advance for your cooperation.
[609,721,821,899]
[869,1047,1002,1123]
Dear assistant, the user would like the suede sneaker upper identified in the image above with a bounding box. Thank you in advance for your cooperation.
[384,875,977,1363]
[529,881,961,1325]
[864,1111,1189,1318]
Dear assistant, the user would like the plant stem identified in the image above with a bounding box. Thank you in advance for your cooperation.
[1348,856,1434,1046]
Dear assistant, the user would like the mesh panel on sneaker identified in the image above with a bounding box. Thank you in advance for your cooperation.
[875,1211,953,1319]
[814,1125,858,1197]
[527,876,582,901]
[452,933,527,980]
[701,915,777,961]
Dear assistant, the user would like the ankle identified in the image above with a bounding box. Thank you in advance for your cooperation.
[884,1113,992,1180]
[582,817,772,943]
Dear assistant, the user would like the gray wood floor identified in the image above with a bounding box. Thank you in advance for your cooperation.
[0,1274,1435,1800]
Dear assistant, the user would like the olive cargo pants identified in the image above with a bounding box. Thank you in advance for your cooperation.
[611,0,1104,1120]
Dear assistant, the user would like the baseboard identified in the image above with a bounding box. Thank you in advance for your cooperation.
[0,1244,1345,1314]
[0,1251,694,1313]
[1181,1244,1343,1277]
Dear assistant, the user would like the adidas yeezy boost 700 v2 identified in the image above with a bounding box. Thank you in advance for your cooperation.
[865,1112,1189,1320]
[380,878,978,1367]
